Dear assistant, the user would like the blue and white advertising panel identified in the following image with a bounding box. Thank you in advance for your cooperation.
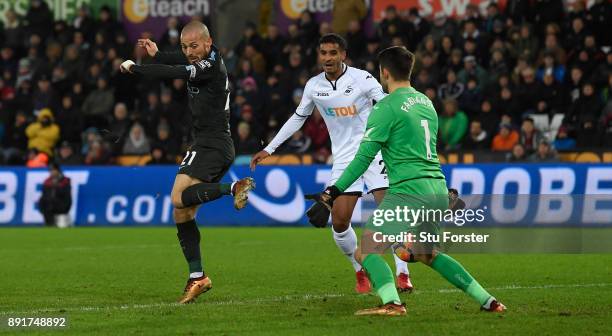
[0,164,611,226]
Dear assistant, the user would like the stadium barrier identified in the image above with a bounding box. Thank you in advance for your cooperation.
[113,150,612,167]
[0,164,610,226]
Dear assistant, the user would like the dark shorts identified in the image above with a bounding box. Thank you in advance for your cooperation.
[177,140,235,183]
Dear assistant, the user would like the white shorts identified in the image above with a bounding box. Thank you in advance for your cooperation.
[329,153,388,195]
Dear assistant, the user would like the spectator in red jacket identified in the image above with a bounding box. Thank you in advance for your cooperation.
[38,163,72,227]
[303,109,328,153]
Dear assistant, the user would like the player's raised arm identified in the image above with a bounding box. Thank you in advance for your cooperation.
[138,38,188,64]
[123,21,219,80]
[249,80,316,170]
[120,61,187,79]
[121,58,217,81]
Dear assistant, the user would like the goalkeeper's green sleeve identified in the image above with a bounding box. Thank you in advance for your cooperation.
[335,141,381,192]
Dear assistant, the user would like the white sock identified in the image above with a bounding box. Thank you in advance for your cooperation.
[189,272,204,279]
[482,296,495,309]
[332,225,362,272]
[230,181,237,195]
[393,254,409,276]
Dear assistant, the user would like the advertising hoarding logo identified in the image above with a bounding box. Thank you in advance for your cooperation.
[1,165,610,226]
[122,0,211,23]
[280,0,334,19]
[123,0,148,23]
[120,0,213,41]
[230,169,306,223]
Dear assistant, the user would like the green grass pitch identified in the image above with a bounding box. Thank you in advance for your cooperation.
[1,228,611,335]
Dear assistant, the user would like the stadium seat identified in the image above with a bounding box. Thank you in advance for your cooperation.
[116,155,152,166]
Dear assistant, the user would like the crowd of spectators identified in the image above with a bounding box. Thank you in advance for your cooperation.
[0,0,610,166]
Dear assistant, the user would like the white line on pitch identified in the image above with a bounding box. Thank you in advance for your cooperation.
[2,283,610,316]
[0,244,176,252]
[436,282,612,293]
[0,294,345,316]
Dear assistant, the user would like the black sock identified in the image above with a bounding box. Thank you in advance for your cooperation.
[176,219,204,276]
[181,183,232,207]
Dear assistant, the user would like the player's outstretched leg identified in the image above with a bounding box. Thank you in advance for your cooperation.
[180,177,255,210]
[415,250,506,312]
[372,189,413,293]
[331,195,371,293]
[393,254,413,292]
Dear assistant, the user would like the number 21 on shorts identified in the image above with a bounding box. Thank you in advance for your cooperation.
[181,151,197,166]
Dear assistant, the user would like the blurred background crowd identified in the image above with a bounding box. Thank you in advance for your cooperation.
[0,0,610,166]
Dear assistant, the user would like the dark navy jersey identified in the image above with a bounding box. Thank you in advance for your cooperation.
[132,45,231,147]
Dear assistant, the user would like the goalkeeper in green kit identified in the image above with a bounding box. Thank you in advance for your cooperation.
[306,46,506,316]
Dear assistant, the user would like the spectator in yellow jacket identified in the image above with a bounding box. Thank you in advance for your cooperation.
[25,108,60,156]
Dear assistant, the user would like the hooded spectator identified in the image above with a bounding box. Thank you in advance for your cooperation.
[122,123,150,155]
[25,108,60,155]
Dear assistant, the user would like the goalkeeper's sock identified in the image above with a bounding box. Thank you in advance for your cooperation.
[393,254,409,276]
[332,225,361,272]
[362,254,401,305]
[176,219,205,278]
[430,253,492,306]
[181,183,232,207]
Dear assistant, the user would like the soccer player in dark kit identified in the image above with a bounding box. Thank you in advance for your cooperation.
[121,21,255,304]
